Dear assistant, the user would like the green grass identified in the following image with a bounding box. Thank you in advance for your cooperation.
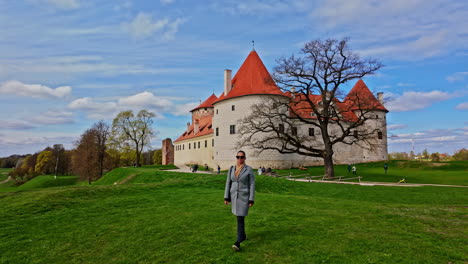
[274,160,468,186]
[0,166,467,263]
[0,168,12,181]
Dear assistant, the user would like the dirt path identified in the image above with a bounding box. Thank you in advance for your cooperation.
[165,165,218,174]
[290,178,468,188]
[0,176,11,184]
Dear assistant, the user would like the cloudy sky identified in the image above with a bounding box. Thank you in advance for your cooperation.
[0,0,467,157]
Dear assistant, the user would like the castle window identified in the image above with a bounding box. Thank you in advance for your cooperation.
[198,141,200,148]
[194,142,196,149]
[212,139,214,147]
[204,108,207,111]
[216,127,219,136]
[183,144,184,150]
[378,131,383,139]
[376,115,379,119]
[205,140,207,148]
[216,109,218,114]
[189,143,191,149]
[230,125,236,134]
[291,127,297,136]
[279,124,284,133]
[232,105,235,111]
[354,130,358,138]
[309,127,314,136]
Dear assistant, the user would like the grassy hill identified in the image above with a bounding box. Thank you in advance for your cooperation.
[0,165,467,263]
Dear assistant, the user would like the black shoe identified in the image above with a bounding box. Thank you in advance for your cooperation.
[232,241,240,251]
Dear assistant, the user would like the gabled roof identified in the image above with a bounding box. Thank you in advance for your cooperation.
[191,93,218,112]
[287,92,359,122]
[344,80,388,112]
[213,50,286,104]
[174,115,213,143]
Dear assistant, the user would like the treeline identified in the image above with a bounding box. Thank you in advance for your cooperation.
[389,148,468,161]
[1,110,163,185]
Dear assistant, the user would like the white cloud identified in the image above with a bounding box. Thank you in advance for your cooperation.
[388,124,407,130]
[456,102,468,110]
[68,92,195,119]
[389,127,468,154]
[0,80,71,99]
[214,0,290,15]
[1,120,35,130]
[314,0,468,60]
[29,110,74,125]
[447,72,468,82]
[160,0,174,5]
[0,131,78,156]
[172,102,199,116]
[122,12,185,40]
[385,90,454,112]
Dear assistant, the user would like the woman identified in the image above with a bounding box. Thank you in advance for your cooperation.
[224,150,255,251]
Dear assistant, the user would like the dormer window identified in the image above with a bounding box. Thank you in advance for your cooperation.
[232,105,235,111]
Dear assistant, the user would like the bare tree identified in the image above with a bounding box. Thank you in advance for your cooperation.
[111,110,155,167]
[238,38,384,178]
[93,121,110,177]
[72,128,99,184]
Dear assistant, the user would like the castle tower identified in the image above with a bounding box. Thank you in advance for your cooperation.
[212,51,289,169]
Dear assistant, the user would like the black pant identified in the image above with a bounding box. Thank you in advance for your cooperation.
[237,216,246,243]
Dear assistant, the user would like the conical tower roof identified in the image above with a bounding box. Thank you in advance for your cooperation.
[344,80,388,112]
[190,93,218,112]
[214,50,285,103]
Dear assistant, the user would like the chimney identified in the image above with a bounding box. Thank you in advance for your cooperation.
[186,122,190,132]
[224,69,232,96]
[194,119,199,135]
[377,92,384,105]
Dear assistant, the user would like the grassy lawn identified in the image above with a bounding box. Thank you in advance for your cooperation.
[274,160,468,186]
[0,168,12,181]
[0,166,467,263]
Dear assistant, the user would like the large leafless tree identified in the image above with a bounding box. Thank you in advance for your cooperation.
[111,110,155,167]
[238,38,383,178]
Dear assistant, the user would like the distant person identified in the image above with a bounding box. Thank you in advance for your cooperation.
[347,164,352,174]
[266,167,271,173]
[352,165,357,175]
[217,165,221,174]
[192,164,198,173]
[257,167,262,175]
[261,167,266,174]
[384,163,388,174]
[224,150,255,251]
[205,164,209,171]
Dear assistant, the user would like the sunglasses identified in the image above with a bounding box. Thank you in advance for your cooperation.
[236,156,245,159]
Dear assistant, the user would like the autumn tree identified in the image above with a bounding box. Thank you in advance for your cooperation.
[35,151,54,174]
[72,128,99,184]
[153,149,162,165]
[93,120,110,177]
[111,110,155,167]
[238,38,383,178]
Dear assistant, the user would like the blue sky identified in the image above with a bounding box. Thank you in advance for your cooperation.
[0,0,467,157]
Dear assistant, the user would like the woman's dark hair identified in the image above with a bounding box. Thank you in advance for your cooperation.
[237,150,246,157]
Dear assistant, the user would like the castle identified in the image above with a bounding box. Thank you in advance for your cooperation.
[172,51,388,170]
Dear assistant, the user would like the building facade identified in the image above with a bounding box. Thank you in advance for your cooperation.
[173,51,388,169]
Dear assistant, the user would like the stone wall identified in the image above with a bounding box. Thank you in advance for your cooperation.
[162,138,174,165]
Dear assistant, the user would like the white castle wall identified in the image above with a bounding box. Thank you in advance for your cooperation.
[174,134,216,169]
[212,95,388,170]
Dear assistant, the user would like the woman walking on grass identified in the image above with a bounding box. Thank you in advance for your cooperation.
[224,150,255,251]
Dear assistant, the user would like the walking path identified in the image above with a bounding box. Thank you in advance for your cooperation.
[0,176,11,184]
[290,178,468,188]
[165,165,218,174]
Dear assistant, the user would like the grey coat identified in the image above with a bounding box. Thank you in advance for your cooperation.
[224,165,255,216]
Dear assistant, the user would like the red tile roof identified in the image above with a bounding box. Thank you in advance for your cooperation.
[344,80,388,112]
[213,50,286,104]
[191,93,218,112]
[174,115,213,143]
